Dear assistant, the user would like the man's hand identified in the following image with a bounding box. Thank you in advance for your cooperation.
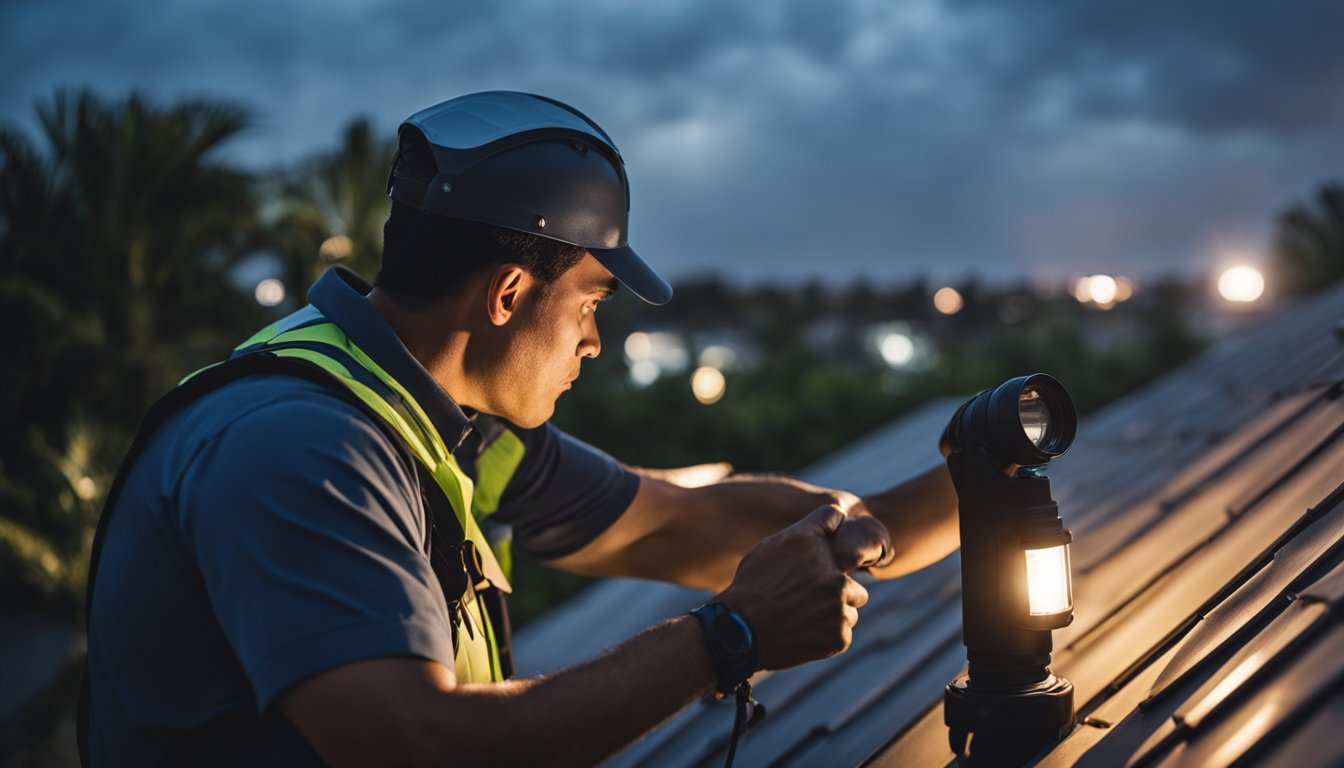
[717,505,889,671]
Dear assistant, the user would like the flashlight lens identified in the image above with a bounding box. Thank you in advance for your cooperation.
[1019,389,1051,447]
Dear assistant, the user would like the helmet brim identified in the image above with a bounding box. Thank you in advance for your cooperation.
[588,244,673,306]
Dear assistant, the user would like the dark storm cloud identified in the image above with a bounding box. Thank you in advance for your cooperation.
[2,0,1340,283]
[948,0,1344,141]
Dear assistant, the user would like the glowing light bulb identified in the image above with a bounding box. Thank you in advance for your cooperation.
[1025,545,1071,615]
[1218,266,1265,303]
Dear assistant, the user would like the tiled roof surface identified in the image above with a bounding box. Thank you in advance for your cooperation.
[514,284,1344,767]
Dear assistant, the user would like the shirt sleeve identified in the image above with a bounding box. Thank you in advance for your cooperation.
[175,386,456,712]
[488,420,640,560]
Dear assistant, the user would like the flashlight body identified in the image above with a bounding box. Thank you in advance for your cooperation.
[949,446,1074,683]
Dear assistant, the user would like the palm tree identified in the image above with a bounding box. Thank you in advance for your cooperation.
[265,117,396,302]
[1272,183,1344,295]
[0,88,262,616]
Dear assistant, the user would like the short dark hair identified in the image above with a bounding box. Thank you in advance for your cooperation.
[374,203,587,310]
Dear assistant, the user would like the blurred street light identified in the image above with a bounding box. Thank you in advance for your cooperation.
[934,286,965,315]
[1218,266,1265,303]
[255,278,286,307]
[1088,275,1118,305]
[691,366,726,404]
[879,332,916,367]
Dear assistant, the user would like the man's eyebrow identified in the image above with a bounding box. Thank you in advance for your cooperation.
[595,277,620,298]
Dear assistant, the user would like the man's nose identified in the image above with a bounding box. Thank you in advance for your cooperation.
[579,316,601,359]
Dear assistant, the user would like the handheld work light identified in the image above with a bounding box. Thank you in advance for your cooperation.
[942,374,1077,765]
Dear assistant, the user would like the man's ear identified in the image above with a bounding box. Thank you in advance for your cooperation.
[486,265,529,326]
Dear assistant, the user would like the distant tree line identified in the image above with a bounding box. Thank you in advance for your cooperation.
[1,88,1341,627]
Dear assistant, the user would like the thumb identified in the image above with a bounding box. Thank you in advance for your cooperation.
[805,504,846,537]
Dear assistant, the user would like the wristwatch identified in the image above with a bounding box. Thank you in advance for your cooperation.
[690,602,759,696]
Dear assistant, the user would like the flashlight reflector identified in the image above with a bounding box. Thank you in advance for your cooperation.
[1025,545,1072,615]
[1019,390,1051,447]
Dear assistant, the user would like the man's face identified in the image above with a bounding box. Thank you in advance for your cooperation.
[481,253,616,427]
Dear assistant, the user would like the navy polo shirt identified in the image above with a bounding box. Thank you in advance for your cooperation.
[86,268,639,765]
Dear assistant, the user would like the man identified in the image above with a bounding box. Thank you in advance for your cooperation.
[82,92,959,766]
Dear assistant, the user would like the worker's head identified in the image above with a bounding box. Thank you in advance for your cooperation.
[375,92,670,426]
[383,91,671,305]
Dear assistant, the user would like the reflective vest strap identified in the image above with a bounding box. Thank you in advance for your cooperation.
[473,429,527,580]
[473,429,527,518]
[266,323,452,465]
[262,344,510,594]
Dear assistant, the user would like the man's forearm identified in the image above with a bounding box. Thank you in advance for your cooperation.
[548,464,958,588]
[860,463,960,578]
[285,616,718,767]
[428,615,715,766]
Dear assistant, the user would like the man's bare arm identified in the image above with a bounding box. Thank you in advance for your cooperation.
[548,464,959,589]
[279,507,885,767]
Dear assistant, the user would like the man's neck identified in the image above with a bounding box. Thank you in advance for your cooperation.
[367,288,477,407]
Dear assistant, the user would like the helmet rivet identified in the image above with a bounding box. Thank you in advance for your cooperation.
[441,182,452,193]
[536,216,546,228]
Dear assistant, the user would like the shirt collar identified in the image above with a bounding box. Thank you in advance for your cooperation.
[307,267,475,451]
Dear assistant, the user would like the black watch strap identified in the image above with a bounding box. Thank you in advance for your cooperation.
[690,602,759,696]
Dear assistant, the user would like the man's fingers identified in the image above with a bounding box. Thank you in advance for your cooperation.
[842,575,869,609]
[805,504,846,537]
[830,516,891,571]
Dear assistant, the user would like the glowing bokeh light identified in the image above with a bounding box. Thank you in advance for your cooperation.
[691,366,726,404]
[75,476,98,501]
[319,235,354,261]
[1072,277,1093,303]
[624,331,653,361]
[629,360,661,387]
[1114,277,1135,302]
[1218,266,1265,303]
[254,278,286,307]
[1088,275,1118,305]
[933,286,964,315]
[879,333,916,367]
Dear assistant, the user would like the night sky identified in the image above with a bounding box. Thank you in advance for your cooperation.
[3,0,1341,284]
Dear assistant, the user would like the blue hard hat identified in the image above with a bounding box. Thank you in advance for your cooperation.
[388,91,672,305]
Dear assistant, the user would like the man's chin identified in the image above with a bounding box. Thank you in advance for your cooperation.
[509,402,557,430]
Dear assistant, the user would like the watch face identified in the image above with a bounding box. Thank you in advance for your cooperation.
[717,614,751,656]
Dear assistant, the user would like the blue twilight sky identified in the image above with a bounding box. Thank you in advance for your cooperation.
[2,0,1341,285]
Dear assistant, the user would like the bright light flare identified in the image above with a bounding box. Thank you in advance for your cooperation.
[1114,277,1135,302]
[1218,266,1265,303]
[1025,545,1072,615]
[879,333,916,367]
[691,366,726,404]
[1088,275,1118,304]
[933,286,964,315]
[255,278,286,307]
